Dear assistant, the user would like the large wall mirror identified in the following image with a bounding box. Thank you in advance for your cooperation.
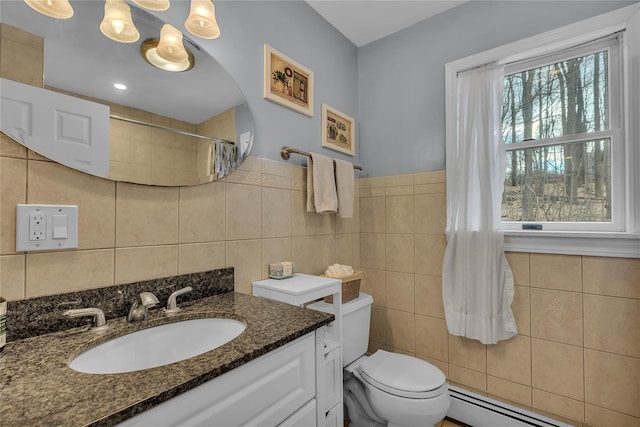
[0,0,254,186]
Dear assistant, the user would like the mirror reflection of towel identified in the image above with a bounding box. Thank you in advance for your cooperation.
[306,153,337,213]
[334,159,354,218]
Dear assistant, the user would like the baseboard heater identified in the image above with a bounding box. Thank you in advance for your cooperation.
[447,385,575,427]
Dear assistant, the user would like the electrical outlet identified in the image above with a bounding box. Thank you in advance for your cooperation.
[16,204,78,251]
[29,213,46,241]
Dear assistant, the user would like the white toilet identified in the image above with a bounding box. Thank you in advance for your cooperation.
[309,292,450,427]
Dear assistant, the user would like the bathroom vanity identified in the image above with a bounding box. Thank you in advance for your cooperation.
[253,274,344,427]
[0,291,333,426]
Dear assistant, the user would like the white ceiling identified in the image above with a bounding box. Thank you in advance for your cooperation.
[305,0,469,47]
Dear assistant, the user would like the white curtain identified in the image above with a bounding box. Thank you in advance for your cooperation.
[442,63,517,345]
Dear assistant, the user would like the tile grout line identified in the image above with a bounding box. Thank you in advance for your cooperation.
[176,186,181,276]
[113,181,118,286]
[24,156,31,298]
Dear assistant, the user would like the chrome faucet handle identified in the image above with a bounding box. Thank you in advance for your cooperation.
[139,292,159,308]
[127,292,160,323]
[164,286,193,314]
[63,307,110,331]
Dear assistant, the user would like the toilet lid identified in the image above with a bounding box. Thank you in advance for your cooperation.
[358,350,446,399]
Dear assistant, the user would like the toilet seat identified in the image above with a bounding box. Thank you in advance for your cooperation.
[357,350,447,399]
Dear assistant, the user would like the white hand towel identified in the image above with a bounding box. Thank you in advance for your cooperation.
[306,152,338,214]
[334,159,355,218]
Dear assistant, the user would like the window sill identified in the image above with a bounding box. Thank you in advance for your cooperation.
[504,231,640,258]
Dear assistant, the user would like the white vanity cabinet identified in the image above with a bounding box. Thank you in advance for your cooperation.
[253,274,344,427]
[118,332,316,427]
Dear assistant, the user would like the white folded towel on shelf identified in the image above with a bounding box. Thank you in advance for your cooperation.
[334,158,355,218]
[306,152,338,214]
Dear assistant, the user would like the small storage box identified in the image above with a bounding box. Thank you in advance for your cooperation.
[323,271,362,304]
[269,261,295,279]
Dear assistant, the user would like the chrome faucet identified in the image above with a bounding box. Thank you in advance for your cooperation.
[127,292,159,323]
[63,307,110,331]
[164,286,193,314]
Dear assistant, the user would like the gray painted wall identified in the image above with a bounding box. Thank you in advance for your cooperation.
[162,1,360,169]
[357,1,636,177]
[158,1,634,178]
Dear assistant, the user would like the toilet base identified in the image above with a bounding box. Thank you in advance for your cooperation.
[343,374,449,427]
[344,376,386,427]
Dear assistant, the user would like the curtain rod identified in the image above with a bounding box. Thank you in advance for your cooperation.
[280,146,363,171]
[110,115,235,146]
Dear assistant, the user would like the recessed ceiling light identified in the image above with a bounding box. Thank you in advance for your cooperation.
[114,83,127,90]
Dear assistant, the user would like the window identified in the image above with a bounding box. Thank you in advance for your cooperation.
[445,4,640,257]
[500,36,624,231]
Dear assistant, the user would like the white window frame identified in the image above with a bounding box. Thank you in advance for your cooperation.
[501,35,624,233]
[445,3,640,258]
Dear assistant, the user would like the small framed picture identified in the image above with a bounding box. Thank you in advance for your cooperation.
[321,103,355,156]
[264,44,314,117]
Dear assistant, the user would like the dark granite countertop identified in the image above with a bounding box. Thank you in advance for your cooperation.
[0,292,333,427]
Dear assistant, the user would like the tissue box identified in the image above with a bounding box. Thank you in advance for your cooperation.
[323,271,362,304]
[269,261,295,279]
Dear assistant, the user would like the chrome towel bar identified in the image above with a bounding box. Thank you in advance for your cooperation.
[280,146,363,170]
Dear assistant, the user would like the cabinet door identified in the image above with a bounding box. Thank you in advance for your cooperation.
[279,399,316,426]
[324,403,342,427]
[324,347,342,411]
[119,333,315,427]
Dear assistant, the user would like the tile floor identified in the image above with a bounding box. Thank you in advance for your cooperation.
[438,417,470,427]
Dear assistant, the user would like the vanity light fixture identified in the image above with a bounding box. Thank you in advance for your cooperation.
[99,0,140,43]
[156,24,189,63]
[24,0,74,19]
[185,0,220,40]
[141,40,194,72]
[131,0,170,12]
[141,28,194,73]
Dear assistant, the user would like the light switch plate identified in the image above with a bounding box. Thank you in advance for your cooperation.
[16,204,78,251]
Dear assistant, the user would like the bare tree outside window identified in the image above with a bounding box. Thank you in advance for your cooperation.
[501,50,612,223]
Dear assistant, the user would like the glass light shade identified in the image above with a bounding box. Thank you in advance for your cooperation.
[24,0,74,19]
[156,24,189,63]
[100,0,140,43]
[141,39,194,72]
[185,0,220,39]
[131,0,170,11]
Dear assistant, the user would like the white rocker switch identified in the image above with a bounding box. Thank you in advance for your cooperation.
[52,215,68,239]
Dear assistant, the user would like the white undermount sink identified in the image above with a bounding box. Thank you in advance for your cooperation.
[69,318,246,374]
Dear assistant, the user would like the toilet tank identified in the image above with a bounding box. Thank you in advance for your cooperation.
[308,292,373,366]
